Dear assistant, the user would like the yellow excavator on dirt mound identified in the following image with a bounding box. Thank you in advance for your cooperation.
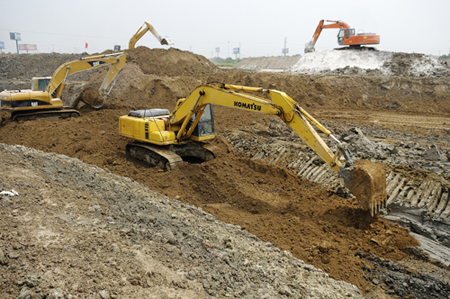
[129,22,174,49]
[0,53,126,121]
[119,82,387,216]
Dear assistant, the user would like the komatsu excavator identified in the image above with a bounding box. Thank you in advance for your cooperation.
[119,82,387,216]
[305,20,380,53]
[0,53,126,121]
[129,22,174,49]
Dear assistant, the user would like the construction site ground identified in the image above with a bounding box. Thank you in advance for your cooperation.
[1,47,450,298]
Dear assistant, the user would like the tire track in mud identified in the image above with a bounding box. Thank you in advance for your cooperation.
[224,123,450,267]
[316,110,450,132]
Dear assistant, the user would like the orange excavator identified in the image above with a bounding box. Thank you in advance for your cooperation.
[305,20,380,53]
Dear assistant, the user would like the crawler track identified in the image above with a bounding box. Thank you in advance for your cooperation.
[126,141,216,170]
[126,142,184,170]
[11,108,80,121]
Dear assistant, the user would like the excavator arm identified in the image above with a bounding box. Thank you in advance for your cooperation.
[305,20,350,53]
[169,82,387,215]
[47,53,126,99]
[171,83,350,172]
[128,22,174,49]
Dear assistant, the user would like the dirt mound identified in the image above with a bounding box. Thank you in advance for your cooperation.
[125,47,219,77]
[234,56,301,70]
[1,143,365,299]
[291,50,450,77]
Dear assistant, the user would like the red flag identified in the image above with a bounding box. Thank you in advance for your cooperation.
[85,43,88,49]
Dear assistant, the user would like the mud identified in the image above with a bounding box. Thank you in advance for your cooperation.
[1,46,450,298]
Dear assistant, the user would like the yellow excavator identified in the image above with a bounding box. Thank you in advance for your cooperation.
[0,53,126,121]
[119,82,387,216]
[129,22,174,49]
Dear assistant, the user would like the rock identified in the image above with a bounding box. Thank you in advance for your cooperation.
[425,145,443,161]
[47,288,64,299]
[166,230,177,245]
[18,288,32,299]
[99,290,110,299]
[25,274,40,287]
[7,252,20,259]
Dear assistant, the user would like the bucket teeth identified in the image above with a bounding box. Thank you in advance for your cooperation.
[370,199,387,217]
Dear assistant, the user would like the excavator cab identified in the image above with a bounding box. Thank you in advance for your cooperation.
[338,29,345,45]
[187,104,215,141]
[31,77,52,91]
[337,28,356,46]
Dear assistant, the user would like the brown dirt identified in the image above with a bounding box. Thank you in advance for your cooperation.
[0,110,419,293]
[2,46,450,296]
[126,47,219,77]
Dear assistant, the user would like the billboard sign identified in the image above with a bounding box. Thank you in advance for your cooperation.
[19,44,37,51]
[0,41,4,49]
[233,47,240,54]
[215,47,220,53]
[10,32,21,41]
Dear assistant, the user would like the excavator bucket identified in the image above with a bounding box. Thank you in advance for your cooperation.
[304,42,315,54]
[340,159,387,216]
[160,37,174,46]
[71,88,104,110]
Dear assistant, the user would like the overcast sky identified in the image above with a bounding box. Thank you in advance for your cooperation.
[1,0,449,58]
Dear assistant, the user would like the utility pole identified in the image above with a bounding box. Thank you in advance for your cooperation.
[239,42,241,59]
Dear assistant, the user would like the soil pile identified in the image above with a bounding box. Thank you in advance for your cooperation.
[126,47,219,77]
[234,56,301,70]
[0,143,365,298]
[290,50,450,77]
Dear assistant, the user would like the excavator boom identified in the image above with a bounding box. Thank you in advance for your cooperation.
[47,53,126,99]
[129,22,174,49]
[119,82,387,215]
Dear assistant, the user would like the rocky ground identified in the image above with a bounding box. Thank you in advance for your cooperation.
[1,47,450,298]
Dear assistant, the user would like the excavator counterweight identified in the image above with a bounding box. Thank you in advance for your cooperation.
[118,82,387,215]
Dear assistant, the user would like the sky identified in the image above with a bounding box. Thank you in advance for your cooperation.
[1,0,449,58]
